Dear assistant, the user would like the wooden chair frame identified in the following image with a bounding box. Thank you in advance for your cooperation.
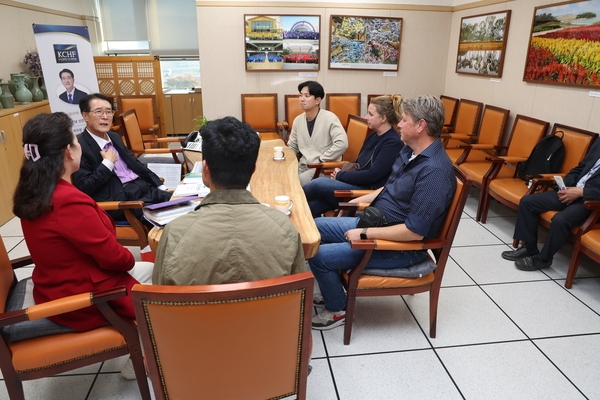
[132,272,314,400]
[277,94,304,143]
[566,201,600,288]
[241,93,279,140]
[440,95,459,132]
[97,200,149,248]
[118,95,160,140]
[326,93,361,130]
[445,98,482,140]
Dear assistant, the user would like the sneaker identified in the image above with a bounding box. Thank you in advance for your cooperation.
[120,357,136,380]
[313,293,325,308]
[515,254,552,271]
[312,309,346,330]
[501,247,536,261]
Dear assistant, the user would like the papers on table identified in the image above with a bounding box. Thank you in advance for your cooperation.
[143,196,201,228]
[146,163,182,190]
[172,183,210,197]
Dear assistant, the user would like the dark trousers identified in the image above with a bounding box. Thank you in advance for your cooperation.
[108,179,171,223]
[514,190,591,260]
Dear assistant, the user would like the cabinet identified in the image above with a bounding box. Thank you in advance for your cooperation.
[163,92,203,134]
[0,101,51,225]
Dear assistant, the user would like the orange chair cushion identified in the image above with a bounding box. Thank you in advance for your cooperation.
[342,272,435,288]
[488,179,529,205]
[10,326,126,372]
[243,97,277,131]
[121,98,156,131]
[581,229,600,260]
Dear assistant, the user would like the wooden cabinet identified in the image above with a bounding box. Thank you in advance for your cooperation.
[0,101,51,225]
[163,92,203,134]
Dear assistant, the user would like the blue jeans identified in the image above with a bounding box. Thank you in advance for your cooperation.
[308,217,428,312]
[303,177,364,217]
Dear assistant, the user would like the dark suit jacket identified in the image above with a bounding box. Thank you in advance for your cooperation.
[564,139,600,201]
[72,129,164,203]
[59,87,87,104]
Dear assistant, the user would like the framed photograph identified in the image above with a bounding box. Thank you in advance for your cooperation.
[455,10,511,77]
[244,15,320,71]
[329,15,402,71]
[523,0,600,88]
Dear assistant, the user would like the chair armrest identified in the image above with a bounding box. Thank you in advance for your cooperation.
[333,190,375,198]
[442,133,471,141]
[350,238,447,251]
[307,162,346,169]
[10,256,33,270]
[97,200,144,211]
[468,144,497,150]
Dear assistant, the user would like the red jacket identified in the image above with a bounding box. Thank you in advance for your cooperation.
[23,180,139,331]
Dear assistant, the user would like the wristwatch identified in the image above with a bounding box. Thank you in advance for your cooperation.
[360,228,368,240]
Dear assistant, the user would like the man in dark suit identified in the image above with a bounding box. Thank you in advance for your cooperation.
[502,139,600,270]
[72,93,171,222]
[58,68,88,104]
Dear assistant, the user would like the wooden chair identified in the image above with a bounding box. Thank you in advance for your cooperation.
[458,114,549,222]
[132,271,314,400]
[565,201,600,288]
[241,93,279,140]
[481,124,597,224]
[97,200,149,248]
[367,94,384,106]
[277,94,304,143]
[444,105,510,165]
[338,166,471,344]
[120,109,186,172]
[326,93,361,130]
[309,114,370,179]
[0,236,151,400]
[443,99,483,148]
[440,95,459,132]
[119,95,160,146]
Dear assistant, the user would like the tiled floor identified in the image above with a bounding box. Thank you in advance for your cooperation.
[1,188,600,399]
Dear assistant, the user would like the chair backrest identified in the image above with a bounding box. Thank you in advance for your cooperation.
[552,123,597,173]
[367,94,384,106]
[119,96,158,131]
[506,115,550,158]
[132,271,314,400]
[477,105,510,146]
[326,93,361,130]
[241,93,278,132]
[284,94,304,130]
[453,99,483,135]
[0,237,15,313]
[120,109,145,150]
[440,95,459,129]
[344,114,370,162]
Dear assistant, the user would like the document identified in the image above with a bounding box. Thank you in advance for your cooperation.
[147,163,182,190]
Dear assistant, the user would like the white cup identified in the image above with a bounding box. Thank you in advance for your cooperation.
[274,146,284,159]
[274,195,293,213]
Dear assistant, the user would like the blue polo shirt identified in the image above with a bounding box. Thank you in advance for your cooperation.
[372,138,456,239]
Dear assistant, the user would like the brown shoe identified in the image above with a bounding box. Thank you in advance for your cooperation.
[501,247,535,261]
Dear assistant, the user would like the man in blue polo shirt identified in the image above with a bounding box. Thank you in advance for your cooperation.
[310,95,456,330]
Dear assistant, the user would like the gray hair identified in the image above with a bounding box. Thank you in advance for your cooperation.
[401,95,445,137]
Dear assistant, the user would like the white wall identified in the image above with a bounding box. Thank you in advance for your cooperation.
[197,5,453,121]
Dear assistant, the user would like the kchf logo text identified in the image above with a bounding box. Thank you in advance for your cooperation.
[53,45,80,63]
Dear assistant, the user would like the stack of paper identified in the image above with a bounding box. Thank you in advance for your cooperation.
[172,182,210,197]
[143,196,201,228]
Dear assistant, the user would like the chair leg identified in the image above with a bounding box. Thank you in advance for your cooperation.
[429,287,441,339]
[3,370,25,400]
[565,244,584,289]
[343,290,358,345]
[479,193,491,224]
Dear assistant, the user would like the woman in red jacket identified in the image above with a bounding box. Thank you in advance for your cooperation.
[12,112,152,379]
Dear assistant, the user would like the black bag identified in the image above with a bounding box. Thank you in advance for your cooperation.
[515,131,565,182]
[357,206,388,228]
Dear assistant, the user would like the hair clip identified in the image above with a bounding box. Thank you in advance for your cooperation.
[24,143,41,162]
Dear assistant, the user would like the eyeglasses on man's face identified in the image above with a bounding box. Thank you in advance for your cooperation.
[88,109,115,117]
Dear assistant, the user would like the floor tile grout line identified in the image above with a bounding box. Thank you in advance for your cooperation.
[313,306,342,400]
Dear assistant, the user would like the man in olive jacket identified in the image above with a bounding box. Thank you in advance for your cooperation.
[153,117,305,285]
[502,139,600,271]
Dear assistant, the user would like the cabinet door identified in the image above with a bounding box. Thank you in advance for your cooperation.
[171,95,195,134]
[0,114,24,224]
[18,104,51,126]
[191,93,203,122]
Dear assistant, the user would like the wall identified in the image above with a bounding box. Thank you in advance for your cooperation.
[444,0,600,135]
[0,0,100,82]
[196,3,453,121]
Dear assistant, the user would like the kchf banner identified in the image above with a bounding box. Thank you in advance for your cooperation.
[33,24,99,134]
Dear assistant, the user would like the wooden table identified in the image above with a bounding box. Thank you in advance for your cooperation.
[148,139,320,258]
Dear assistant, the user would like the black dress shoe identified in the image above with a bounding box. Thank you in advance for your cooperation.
[515,255,552,271]
[501,247,535,261]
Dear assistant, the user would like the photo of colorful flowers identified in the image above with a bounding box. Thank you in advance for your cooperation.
[524,0,600,88]
[329,15,402,71]
[456,11,511,77]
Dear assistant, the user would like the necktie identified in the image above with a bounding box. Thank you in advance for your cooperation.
[68,93,73,104]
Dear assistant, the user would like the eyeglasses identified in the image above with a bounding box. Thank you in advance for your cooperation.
[88,109,115,117]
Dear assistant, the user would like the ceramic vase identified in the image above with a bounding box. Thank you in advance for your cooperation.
[30,77,44,102]
[0,83,15,109]
[13,74,33,105]
[21,73,33,91]
[38,76,48,100]
[8,73,21,97]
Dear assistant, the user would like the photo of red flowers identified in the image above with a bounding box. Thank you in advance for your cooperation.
[524,0,600,88]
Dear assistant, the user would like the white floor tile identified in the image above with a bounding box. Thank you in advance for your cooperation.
[404,286,526,347]
[87,372,151,400]
[311,328,327,359]
[7,239,30,259]
[1,236,23,255]
[0,374,97,400]
[330,350,462,400]
[306,358,337,400]
[534,334,600,399]
[453,218,504,247]
[483,280,600,338]
[437,341,585,400]
[561,276,600,315]
[451,244,551,285]
[0,218,23,237]
[320,296,431,357]
[440,256,476,287]
[481,215,517,244]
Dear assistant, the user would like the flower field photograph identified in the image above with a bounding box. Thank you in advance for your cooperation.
[524,0,600,88]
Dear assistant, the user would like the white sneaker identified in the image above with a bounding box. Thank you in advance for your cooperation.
[313,293,325,308]
[312,309,346,330]
[120,357,136,380]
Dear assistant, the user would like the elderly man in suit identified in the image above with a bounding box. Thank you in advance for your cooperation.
[58,69,88,104]
[72,93,171,222]
[502,139,600,270]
